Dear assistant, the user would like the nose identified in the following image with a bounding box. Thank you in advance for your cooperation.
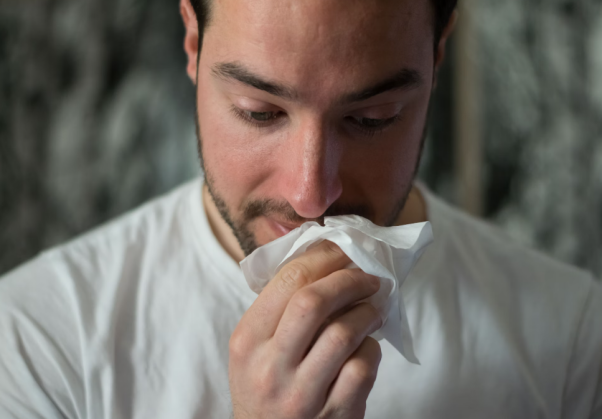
[277,119,343,219]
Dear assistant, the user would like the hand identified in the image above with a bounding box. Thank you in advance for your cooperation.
[229,240,383,419]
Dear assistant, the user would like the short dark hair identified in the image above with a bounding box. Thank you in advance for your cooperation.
[190,0,457,54]
[431,0,458,48]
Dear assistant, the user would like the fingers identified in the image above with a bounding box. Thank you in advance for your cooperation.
[273,270,380,362]
[297,302,382,394]
[230,238,384,419]
[235,240,351,344]
[322,337,382,418]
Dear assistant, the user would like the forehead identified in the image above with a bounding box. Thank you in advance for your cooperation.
[203,0,435,100]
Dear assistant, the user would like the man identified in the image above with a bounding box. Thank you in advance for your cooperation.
[0,0,601,418]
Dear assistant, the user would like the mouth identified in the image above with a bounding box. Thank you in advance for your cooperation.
[265,217,304,238]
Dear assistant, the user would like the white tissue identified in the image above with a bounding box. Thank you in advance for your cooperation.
[239,215,433,364]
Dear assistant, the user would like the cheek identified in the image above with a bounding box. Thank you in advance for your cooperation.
[347,99,428,186]
[196,84,277,208]
[339,96,429,224]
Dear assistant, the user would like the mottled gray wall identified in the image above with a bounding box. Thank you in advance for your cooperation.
[0,0,199,274]
[476,0,602,276]
[1,0,601,279]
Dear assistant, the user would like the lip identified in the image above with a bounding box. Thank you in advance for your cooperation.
[265,217,302,238]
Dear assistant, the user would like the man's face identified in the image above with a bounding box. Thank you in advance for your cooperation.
[194,0,436,255]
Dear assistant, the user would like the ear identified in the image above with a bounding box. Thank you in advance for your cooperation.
[180,0,200,84]
[433,9,458,88]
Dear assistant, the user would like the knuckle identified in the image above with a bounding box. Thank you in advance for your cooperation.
[320,239,344,258]
[229,328,251,361]
[290,289,325,317]
[326,323,360,349]
[277,262,312,293]
[339,268,362,285]
[281,393,311,419]
[254,363,279,399]
[362,303,384,330]
[340,269,380,294]
[346,358,378,385]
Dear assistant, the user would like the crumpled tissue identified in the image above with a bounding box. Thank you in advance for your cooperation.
[239,215,433,364]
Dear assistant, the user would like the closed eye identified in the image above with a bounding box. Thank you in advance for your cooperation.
[230,106,285,127]
[345,114,402,136]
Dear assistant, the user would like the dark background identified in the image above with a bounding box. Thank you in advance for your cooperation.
[1,0,601,279]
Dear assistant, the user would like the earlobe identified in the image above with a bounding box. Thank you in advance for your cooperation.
[180,0,200,84]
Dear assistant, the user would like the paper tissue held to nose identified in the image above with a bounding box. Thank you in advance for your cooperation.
[239,215,433,364]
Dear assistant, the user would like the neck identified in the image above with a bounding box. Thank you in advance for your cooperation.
[203,183,428,264]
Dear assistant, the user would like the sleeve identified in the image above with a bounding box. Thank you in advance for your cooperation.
[561,277,602,419]
[0,255,85,419]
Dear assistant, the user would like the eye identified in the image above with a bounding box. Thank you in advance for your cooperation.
[349,117,391,128]
[231,106,285,127]
[345,114,402,135]
[247,111,280,122]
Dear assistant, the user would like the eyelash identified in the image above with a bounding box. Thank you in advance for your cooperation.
[230,106,284,129]
[345,114,403,137]
[230,105,402,136]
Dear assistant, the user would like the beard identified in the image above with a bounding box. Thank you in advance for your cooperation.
[194,101,428,257]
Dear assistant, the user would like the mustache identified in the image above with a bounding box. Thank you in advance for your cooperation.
[241,199,374,226]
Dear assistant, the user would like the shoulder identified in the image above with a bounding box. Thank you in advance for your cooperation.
[420,186,601,354]
[0,178,204,417]
[422,188,596,297]
[417,188,602,413]
[0,177,204,314]
[53,177,202,264]
[0,178,205,354]
[0,176,203,319]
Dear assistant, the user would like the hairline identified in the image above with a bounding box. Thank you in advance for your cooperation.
[192,0,457,57]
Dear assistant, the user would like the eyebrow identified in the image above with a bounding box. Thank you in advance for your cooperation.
[341,68,423,103]
[212,61,423,104]
[212,62,297,101]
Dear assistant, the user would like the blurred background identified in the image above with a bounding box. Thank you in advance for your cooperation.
[1,0,601,279]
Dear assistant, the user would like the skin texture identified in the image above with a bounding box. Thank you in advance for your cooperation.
[180,0,456,417]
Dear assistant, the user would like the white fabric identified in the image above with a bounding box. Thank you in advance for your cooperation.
[0,177,600,419]
[240,216,434,363]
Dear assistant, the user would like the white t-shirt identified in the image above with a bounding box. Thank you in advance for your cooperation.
[1,178,600,419]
